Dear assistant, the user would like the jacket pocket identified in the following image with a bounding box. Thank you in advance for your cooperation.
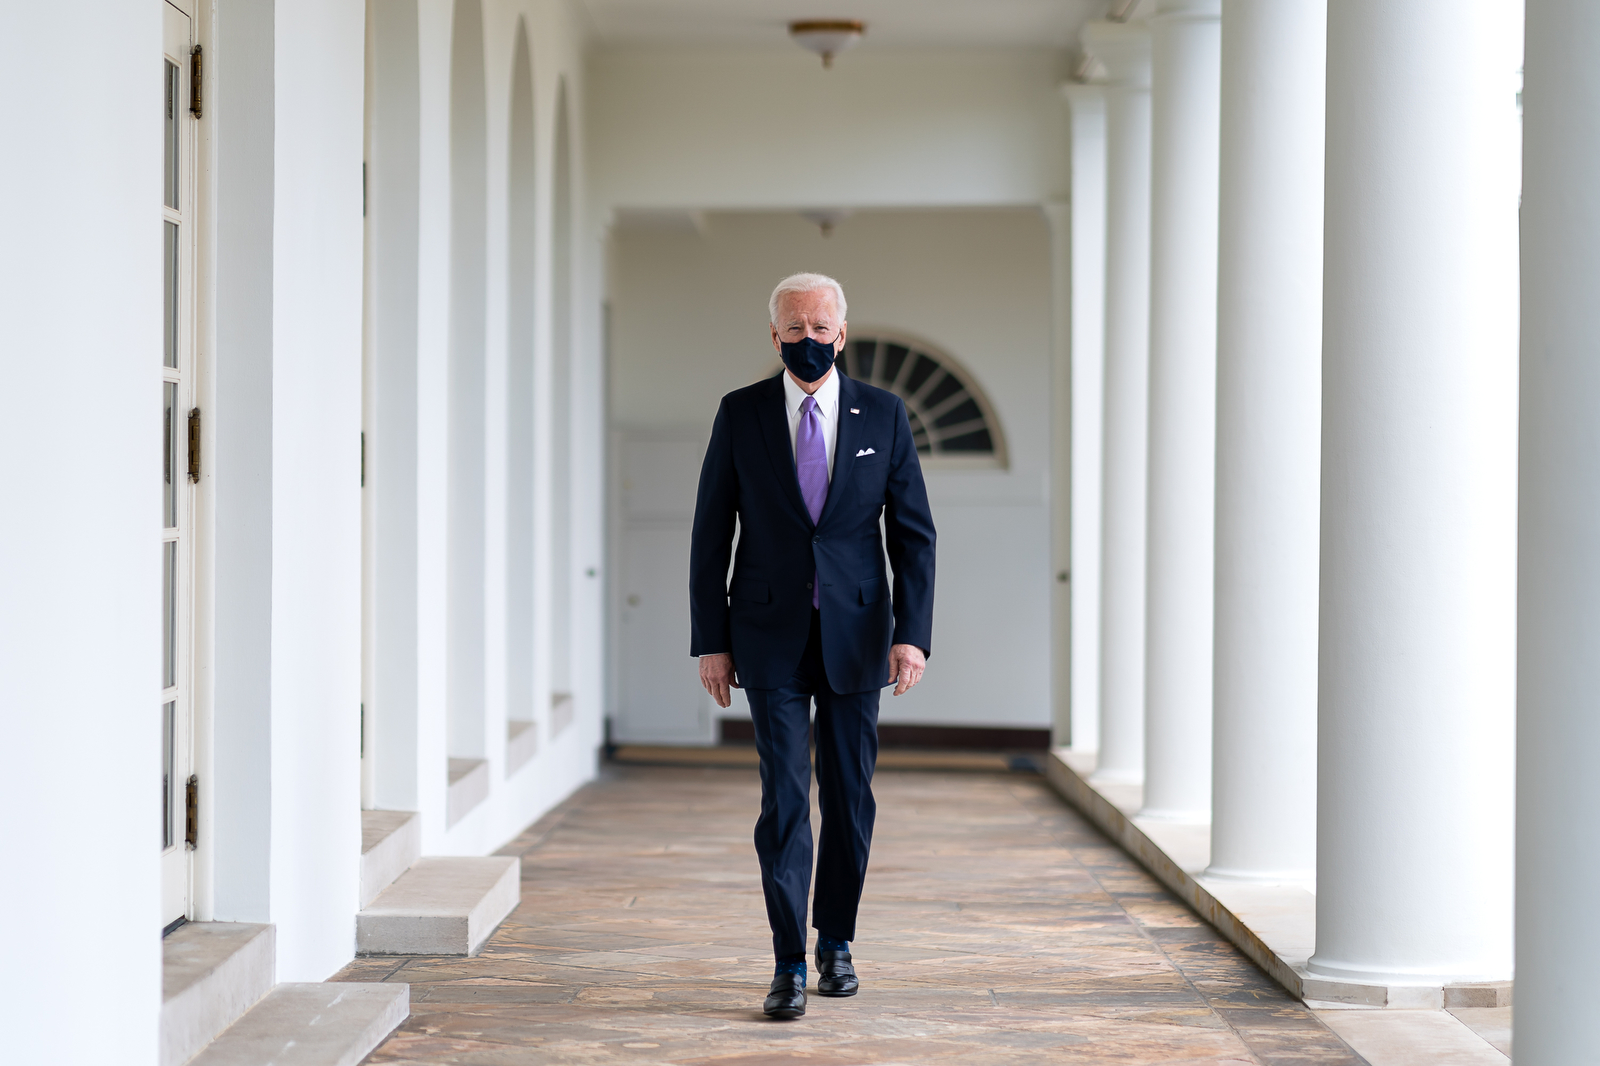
[730,578,770,603]
[859,577,883,604]
[853,457,891,506]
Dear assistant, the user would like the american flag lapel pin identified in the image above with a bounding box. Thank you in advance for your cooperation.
[850,408,860,414]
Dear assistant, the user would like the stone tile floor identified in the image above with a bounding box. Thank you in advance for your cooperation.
[335,765,1369,1065]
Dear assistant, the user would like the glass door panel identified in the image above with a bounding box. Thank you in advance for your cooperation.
[162,701,176,850]
[164,382,178,528]
[164,222,179,369]
[164,61,180,211]
[163,540,177,689]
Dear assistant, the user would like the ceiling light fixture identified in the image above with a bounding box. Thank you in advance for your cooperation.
[800,208,851,237]
[789,20,865,68]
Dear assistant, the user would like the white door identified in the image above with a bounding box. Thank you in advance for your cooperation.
[161,0,198,930]
[620,527,704,741]
[616,437,715,743]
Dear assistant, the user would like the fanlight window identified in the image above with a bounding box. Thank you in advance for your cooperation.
[838,333,1006,467]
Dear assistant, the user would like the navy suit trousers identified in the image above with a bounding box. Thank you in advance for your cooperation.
[745,609,880,959]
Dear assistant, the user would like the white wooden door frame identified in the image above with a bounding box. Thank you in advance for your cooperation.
[161,0,199,929]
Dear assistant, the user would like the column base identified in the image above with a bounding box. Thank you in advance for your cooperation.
[1303,955,1512,1005]
[1201,864,1315,887]
[1306,954,1509,984]
[1136,806,1209,823]
[1300,968,1512,1010]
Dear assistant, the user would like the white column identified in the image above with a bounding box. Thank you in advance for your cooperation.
[1206,0,1325,881]
[1063,84,1107,755]
[1081,21,1152,785]
[1516,2,1600,1059]
[1140,0,1220,821]
[1311,0,1520,984]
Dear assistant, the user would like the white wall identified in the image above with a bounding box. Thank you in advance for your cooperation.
[589,47,1071,210]
[0,1,163,1061]
[608,208,1054,733]
[589,42,1073,739]
[1044,200,1072,749]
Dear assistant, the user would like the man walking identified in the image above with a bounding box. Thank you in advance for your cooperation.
[689,273,936,1019]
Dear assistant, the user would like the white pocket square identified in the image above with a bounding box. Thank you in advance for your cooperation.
[856,448,875,457]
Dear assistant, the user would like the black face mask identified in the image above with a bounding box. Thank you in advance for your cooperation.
[779,335,839,383]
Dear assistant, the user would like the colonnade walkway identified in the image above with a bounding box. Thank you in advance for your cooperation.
[336,765,1365,1064]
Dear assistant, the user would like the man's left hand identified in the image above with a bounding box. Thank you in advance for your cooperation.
[888,644,927,696]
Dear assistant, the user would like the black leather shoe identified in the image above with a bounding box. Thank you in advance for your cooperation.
[763,972,806,1018]
[814,949,859,997]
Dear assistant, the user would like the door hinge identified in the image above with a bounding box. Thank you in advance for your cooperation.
[190,45,203,119]
[188,408,201,482]
[184,775,199,850]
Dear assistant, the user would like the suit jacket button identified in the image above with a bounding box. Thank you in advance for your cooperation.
[806,582,813,589]
[812,536,820,544]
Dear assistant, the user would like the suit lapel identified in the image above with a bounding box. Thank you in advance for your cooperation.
[818,373,864,528]
[756,374,814,527]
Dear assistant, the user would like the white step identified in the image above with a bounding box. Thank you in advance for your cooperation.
[507,719,537,775]
[162,922,275,1066]
[446,757,489,826]
[357,855,520,956]
[187,983,408,1066]
[360,810,420,909]
[551,691,574,737]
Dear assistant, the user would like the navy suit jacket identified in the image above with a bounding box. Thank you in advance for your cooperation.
[689,371,936,694]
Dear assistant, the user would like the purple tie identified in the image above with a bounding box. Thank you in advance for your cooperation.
[796,395,828,608]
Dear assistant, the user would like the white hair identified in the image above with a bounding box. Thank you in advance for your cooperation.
[768,273,848,325]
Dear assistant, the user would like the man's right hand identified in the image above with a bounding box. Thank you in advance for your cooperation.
[699,653,740,709]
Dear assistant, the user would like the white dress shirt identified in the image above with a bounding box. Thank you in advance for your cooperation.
[782,368,841,482]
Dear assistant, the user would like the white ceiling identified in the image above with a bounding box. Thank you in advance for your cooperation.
[579,0,1115,49]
